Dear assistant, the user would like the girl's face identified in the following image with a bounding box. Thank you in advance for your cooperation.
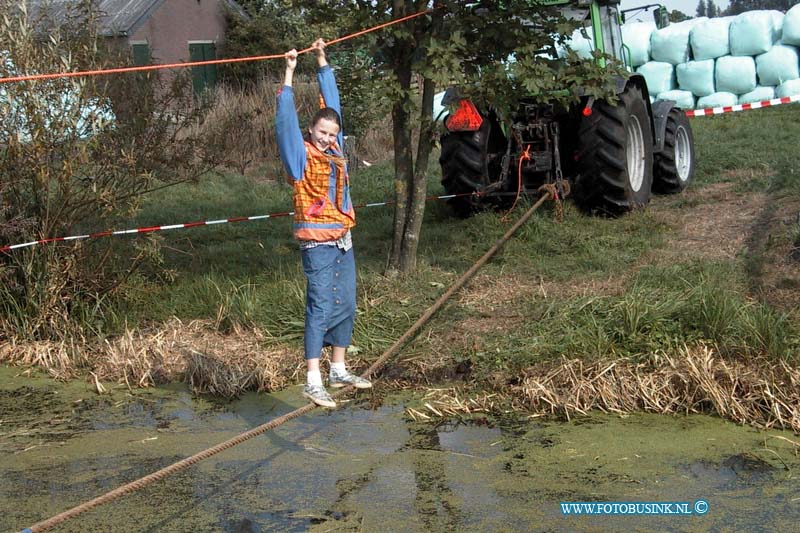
[308,118,340,152]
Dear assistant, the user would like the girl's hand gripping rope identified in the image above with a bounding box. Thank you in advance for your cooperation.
[284,49,297,87]
[285,49,298,71]
[311,38,328,68]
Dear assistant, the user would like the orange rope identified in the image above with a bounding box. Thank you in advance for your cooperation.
[502,144,531,221]
[0,9,432,85]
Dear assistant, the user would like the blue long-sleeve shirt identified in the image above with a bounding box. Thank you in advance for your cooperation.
[276,65,344,182]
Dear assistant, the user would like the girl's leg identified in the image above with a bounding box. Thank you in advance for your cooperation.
[324,247,369,388]
[331,346,346,364]
[301,246,337,407]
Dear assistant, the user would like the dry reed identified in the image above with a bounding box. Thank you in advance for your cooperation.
[193,77,394,175]
[406,387,502,422]
[185,342,299,398]
[0,337,83,380]
[194,77,323,175]
[0,318,303,398]
[513,344,800,432]
[410,345,800,433]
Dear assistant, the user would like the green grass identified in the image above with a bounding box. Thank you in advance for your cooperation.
[690,105,800,195]
[81,104,800,374]
[457,262,799,375]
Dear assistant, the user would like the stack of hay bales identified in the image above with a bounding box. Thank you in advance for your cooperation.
[615,8,800,109]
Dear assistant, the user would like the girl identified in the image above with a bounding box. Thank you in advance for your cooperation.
[276,39,371,408]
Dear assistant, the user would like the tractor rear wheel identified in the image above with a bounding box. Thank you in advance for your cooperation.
[439,122,494,216]
[653,108,695,194]
[574,86,654,214]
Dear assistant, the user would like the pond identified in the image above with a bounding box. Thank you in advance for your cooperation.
[1,366,798,532]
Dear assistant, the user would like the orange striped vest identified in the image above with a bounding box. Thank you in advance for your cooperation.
[293,141,355,242]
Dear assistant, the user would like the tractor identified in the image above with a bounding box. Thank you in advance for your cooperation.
[439,0,696,216]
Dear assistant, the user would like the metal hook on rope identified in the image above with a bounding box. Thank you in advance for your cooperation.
[537,180,571,223]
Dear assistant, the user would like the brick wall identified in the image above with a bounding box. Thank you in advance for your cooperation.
[129,0,229,65]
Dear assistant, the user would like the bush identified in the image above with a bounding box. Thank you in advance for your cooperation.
[0,0,219,341]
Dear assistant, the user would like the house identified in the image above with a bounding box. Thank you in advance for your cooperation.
[28,0,248,94]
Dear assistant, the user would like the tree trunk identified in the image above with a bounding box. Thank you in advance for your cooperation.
[388,56,414,272]
[387,0,437,274]
[396,76,436,273]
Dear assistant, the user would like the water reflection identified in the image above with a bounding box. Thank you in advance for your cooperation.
[406,421,464,530]
[2,375,799,532]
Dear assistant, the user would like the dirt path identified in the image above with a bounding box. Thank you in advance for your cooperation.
[650,181,770,262]
[650,180,800,312]
[456,180,799,314]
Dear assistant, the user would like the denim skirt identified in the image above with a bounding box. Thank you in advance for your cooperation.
[300,245,356,360]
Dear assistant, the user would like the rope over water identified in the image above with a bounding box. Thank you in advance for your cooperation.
[24,188,562,532]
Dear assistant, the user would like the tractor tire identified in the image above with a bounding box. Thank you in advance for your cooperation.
[653,108,695,194]
[439,121,493,217]
[573,86,654,215]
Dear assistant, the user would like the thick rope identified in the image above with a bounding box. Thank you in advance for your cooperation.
[363,190,555,378]
[25,189,556,532]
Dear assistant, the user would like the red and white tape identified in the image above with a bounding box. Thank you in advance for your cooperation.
[685,94,800,117]
[0,213,292,253]
[6,92,800,254]
[0,194,464,254]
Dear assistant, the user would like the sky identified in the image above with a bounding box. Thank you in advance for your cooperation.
[619,0,732,21]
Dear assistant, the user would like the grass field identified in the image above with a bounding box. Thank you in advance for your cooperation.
[2,99,798,429]
[108,104,800,381]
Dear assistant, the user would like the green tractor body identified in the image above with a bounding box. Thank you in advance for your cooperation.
[439,0,695,215]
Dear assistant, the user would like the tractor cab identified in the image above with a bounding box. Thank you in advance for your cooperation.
[546,1,669,70]
[556,0,663,70]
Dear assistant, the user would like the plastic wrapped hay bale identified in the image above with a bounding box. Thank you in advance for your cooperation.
[783,4,800,46]
[433,91,447,122]
[651,18,706,65]
[636,61,676,95]
[776,79,800,97]
[730,11,783,56]
[656,90,696,109]
[715,55,757,94]
[676,60,716,97]
[690,17,734,60]
[560,28,594,60]
[697,92,739,108]
[622,21,656,67]
[738,86,776,104]
[756,44,799,86]
[772,10,785,35]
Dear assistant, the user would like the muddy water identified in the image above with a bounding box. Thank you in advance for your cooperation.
[1,366,799,532]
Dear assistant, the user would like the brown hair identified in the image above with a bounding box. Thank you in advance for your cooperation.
[311,107,342,129]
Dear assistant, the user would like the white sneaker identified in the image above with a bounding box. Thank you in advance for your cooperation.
[303,384,336,408]
[329,370,372,389]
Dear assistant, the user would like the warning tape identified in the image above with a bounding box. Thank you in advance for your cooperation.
[0,194,464,254]
[685,94,800,117]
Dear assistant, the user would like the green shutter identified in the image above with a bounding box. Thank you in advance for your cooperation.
[190,42,217,96]
[205,43,217,89]
[131,43,150,66]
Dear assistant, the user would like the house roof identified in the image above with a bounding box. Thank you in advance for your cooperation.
[99,0,166,36]
[27,0,247,37]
